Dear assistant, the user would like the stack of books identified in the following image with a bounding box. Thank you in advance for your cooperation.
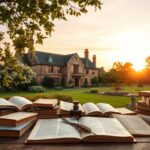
[33,99,59,119]
[0,112,37,137]
[0,96,33,116]
[136,91,150,115]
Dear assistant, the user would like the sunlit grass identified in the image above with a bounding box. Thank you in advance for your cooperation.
[1,85,150,107]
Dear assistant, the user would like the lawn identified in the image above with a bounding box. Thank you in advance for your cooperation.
[0,85,150,107]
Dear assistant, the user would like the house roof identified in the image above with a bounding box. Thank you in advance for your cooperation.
[22,51,97,69]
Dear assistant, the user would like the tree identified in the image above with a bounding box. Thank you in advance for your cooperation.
[145,56,150,68]
[112,61,125,72]
[0,0,102,56]
[0,51,36,90]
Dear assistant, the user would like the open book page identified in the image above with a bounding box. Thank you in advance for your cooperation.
[0,98,18,110]
[82,103,102,116]
[113,114,150,136]
[33,99,58,108]
[79,117,134,142]
[60,101,83,112]
[0,112,37,121]
[26,118,81,143]
[9,96,32,111]
[96,103,120,116]
[138,114,150,125]
[116,108,136,115]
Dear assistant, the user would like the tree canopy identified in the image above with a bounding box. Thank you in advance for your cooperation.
[0,0,102,56]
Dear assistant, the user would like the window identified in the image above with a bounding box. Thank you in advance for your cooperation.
[86,69,89,74]
[48,56,53,63]
[92,71,95,75]
[73,64,79,73]
[48,67,54,73]
[58,67,63,73]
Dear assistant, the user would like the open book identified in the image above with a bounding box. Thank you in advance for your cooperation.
[60,101,129,117]
[26,117,134,144]
[113,114,150,137]
[0,96,33,112]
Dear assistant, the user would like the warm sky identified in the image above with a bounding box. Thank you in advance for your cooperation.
[35,1,150,70]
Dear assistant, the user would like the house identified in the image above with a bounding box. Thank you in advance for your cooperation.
[17,49,101,87]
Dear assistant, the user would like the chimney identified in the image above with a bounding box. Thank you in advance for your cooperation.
[84,49,89,59]
[93,55,96,66]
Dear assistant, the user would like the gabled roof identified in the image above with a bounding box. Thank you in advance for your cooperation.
[22,51,97,69]
[81,58,96,69]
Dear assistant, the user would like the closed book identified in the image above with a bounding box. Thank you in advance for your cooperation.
[0,112,37,127]
[0,120,35,137]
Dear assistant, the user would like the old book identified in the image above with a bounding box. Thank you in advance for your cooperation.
[26,117,134,144]
[116,108,136,115]
[136,103,150,112]
[33,99,58,108]
[138,114,150,125]
[60,101,121,117]
[0,120,35,138]
[0,96,33,112]
[60,101,85,116]
[113,114,150,136]
[139,91,150,97]
[0,109,16,116]
[135,109,150,116]
[0,112,37,127]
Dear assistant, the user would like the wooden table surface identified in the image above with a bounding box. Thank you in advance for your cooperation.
[0,131,150,150]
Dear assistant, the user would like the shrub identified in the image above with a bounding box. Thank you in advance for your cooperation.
[28,86,45,93]
[43,77,55,88]
[91,77,99,86]
[0,60,36,90]
[90,88,99,93]
[53,94,73,102]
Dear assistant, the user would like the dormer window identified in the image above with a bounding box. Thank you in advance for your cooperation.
[48,56,53,63]
[85,61,89,67]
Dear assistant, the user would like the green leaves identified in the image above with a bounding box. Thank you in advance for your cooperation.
[0,0,102,55]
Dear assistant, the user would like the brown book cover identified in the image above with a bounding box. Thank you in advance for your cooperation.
[0,112,37,127]
[33,99,58,108]
[0,120,36,137]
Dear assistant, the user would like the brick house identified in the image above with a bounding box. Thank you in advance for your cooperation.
[17,49,100,87]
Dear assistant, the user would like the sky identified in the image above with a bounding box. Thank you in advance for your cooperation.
[35,0,150,70]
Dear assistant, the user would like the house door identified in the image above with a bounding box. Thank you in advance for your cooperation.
[75,78,79,87]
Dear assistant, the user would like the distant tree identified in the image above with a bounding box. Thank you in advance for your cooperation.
[145,56,150,68]
[112,62,124,72]
[123,62,133,71]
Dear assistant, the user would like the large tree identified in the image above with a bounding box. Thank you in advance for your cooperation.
[0,0,102,56]
[145,56,150,68]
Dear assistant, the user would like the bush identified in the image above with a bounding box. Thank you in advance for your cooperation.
[90,88,99,93]
[91,77,99,86]
[43,77,55,88]
[0,60,36,90]
[53,94,73,102]
[28,86,45,93]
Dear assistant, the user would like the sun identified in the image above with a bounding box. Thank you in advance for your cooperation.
[132,62,145,71]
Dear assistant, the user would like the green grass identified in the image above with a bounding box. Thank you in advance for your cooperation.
[1,85,150,107]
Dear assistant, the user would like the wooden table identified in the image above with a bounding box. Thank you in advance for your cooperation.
[0,131,150,150]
